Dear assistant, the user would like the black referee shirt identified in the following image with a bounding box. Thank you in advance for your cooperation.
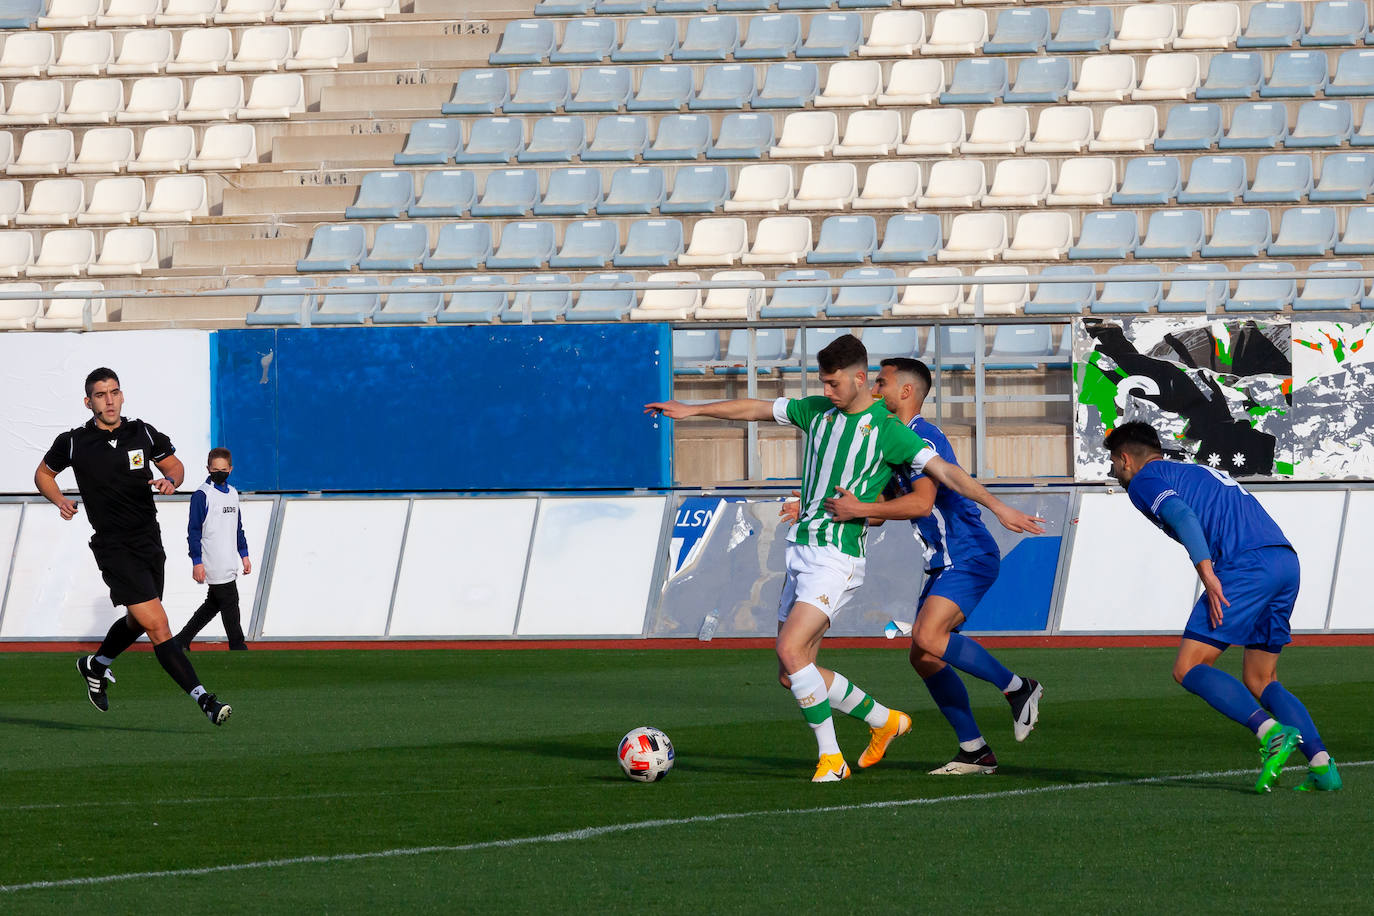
[43,417,175,543]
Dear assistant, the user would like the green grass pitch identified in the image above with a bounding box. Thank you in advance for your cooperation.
[1,646,1370,913]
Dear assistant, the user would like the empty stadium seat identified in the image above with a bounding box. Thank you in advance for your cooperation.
[0,280,42,329]
[506,67,570,114]
[487,220,556,269]
[583,115,648,161]
[128,124,193,171]
[1089,105,1157,152]
[491,20,556,66]
[504,274,571,322]
[755,62,818,108]
[472,169,538,217]
[893,266,963,318]
[551,18,614,64]
[770,111,836,158]
[695,269,762,321]
[814,60,880,108]
[438,276,508,323]
[687,64,753,110]
[760,268,830,319]
[1046,156,1114,206]
[563,271,634,320]
[661,165,728,213]
[826,267,895,318]
[1227,262,1295,311]
[247,276,315,325]
[118,76,184,122]
[614,218,683,267]
[157,0,217,25]
[962,107,1028,154]
[1220,102,1288,148]
[1268,206,1337,256]
[858,10,924,57]
[613,18,678,63]
[627,65,693,112]
[1176,2,1242,50]
[707,112,773,158]
[987,324,1057,369]
[918,160,984,209]
[1005,211,1074,260]
[167,27,232,73]
[1327,50,1374,97]
[629,270,700,320]
[0,229,33,276]
[57,79,122,125]
[1111,4,1177,51]
[1295,260,1365,310]
[854,161,919,210]
[71,127,134,173]
[1311,152,1374,201]
[863,326,919,364]
[442,70,510,115]
[1135,209,1205,258]
[372,276,444,324]
[985,8,1049,54]
[18,177,84,225]
[1048,6,1112,53]
[1202,208,1272,257]
[29,229,96,277]
[1093,264,1163,314]
[178,75,243,121]
[1025,265,1094,314]
[231,25,293,71]
[217,0,278,23]
[922,9,986,56]
[0,179,18,223]
[1237,2,1302,48]
[961,265,1028,317]
[878,59,943,106]
[676,16,739,61]
[187,122,253,171]
[0,81,62,126]
[735,13,799,60]
[0,31,51,70]
[800,13,861,57]
[1070,56,1136,103]
[1196,51,1263,99]
[423,221,491,270]
[453,118,523,164]
[550,219,619,268]
[1244,153,1313,202]
[569,68,634,113]
[8,129,72,175]
[741,215,810,264]
[1134,54,1201,101]
[535,167,601,215]
[1335,206,1374,254]
[407,169,476,218]
[898,108,964,155]
[353,220,426,270]
[50,31,114,76]
[721,163,789,212]
[78,176,145,224]
[680,217,748,265]
[1026,106,1093,152]
[982,159,1049,207]
[601,166,666,214]
[297,223,364,271]
[1261,51,1327,98]
[109,30,174,74]
[516,116,584,162]
[314,276,382,325]
[1289,100,1354,146]
[40,0,100,29]
[807,214,874,263]
[395,120,462,165]
[1005,57,1071,103]
[94,0,156,23]
[344,170,413,219]
[638,114,706,160]
[833,109,899,157]
[873,213,940,263]
[1114,157,1181,205]
[1162,263,1229,312]
[1303,0,1367,46]
[334,0,395,19]
[1156,104,1223,150]
[940,58,1007,104]
[1070,211,1139,259]
[938,212,1007,261]
[1179,155,1246,202]
[789,162,856,210]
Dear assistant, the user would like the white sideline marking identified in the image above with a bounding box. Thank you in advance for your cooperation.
[3,760,1367,894]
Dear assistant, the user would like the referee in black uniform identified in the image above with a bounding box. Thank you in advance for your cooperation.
[34,367,232,726]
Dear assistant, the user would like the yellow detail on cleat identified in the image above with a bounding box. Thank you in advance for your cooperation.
[857,710,912,769]
[812,753,851,782]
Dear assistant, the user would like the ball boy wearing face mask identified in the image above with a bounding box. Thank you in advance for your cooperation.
[176,447,252,651]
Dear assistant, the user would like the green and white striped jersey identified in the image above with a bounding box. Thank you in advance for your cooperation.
[773,396,935,558]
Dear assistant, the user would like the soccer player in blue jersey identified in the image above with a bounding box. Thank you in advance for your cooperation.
[823,358,1042,774]
[1105,421,1339,793]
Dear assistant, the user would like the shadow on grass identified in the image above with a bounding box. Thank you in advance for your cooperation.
[0,715,185,735]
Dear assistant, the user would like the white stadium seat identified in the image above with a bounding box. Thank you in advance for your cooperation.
[157,0,218,24]
[1025,106,1093,153]
[39,0,102,28]
[1048,157,1116,205]
[878,60,944,106]
[1004,211,1074,260]
[167,27,233,73]
[189,122,257,169]
[70,127,135,173]
[8,129,73,176]
[788,162,857,211]
[178,75,245,121]
[0,180,23,224]
[1133,54,1201,101]
[741,216,811,265]
[629,270,700,320]
[894,267,963,318]
[0,281,43,329]
[961,106,1030,154]
[18,178,85,225]
[0,229,33,275]
[853,161,919,210]
[1110,4,1177,51]
[679,218,748,266]
[897,108,964,155]
[275,0,337,22]
[238,73,305,118]
[922,9,987,56]
[57,79,124,125]
[1174,2,1240,50]
[216,0,275,22]
[49,32,114,76]
[1089,105,1158,152]
[859,10,924,57]
[34,280,107,326]
[769,111,837,159]
[287,23,352,69]
[78,176,147,225]
[724,163,793,212]
[99,0,162,26]
[129,124,196,171]
[696,269,763,320]
[118,76,185,122]
[982,159,1051,207]
[140,174,209,222]
[918,159,985,208]
[334,0,396,19]
[0,82,64,126]
[937,212,1008,261]
[834,109,900,156]
[815,60,881,108]
[228,25,292,71]
[109,30,175,75]
[963,266,1029,316]
[1068,55,1137,102]
[0,32,54,78]
[89,226,158,275]
[27,229,96,277]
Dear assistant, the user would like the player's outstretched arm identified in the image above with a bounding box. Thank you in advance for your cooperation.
[34,462,78,520]
[825,479,936,524]
[644,399,776,422]
[922,456,1045,535]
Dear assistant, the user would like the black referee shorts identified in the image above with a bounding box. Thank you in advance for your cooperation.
[90,537,166,608]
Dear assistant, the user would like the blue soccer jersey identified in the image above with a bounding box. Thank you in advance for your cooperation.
[885,417,999,572]
[1126,459,1290,566]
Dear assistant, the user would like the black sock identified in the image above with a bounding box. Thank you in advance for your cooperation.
[153,639,204,695]
[92,617,144,672]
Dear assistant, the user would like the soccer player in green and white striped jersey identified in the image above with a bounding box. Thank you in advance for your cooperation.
[647,334,1043,781]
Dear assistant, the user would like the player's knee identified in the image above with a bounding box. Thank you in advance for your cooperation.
[911,624,944,657]
[1243,670,1275,698]
[1172,661,1200,685]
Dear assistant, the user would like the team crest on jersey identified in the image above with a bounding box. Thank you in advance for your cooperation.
[127,449,144,470]
[816,594,831,608]
[856,420,874,437]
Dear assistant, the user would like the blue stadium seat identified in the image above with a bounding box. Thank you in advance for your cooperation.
[344,170,414,219]
[0,0,42,28]
[614,218,684,266]
[1135,209,1205,258]
[504,274,572,322]
[583,115,650,161]
[441,71,510,115]
[986,324,1055,369]
[798,13,862,58]
[675,16,740,61]
[655,0,712,11]
[761,268,831,318]
[1243,154,1313,202]
[599,166,667,214]
[422,222,492,270]
[1311,152,1374,201]
[374,276,444,324]
[1226,262,1295,311]
[779,0,833,9]
[644,113,711,159]
[1218,102,1288,148]
[921,326,982,372]
[506,68,571,113]
[534,167,602,215]
[718,328,788,374]
[1327,50,1374,97]
[566,67,633,112]
[1295,260,1365,310]
[1113,157,1182,205]
[1161,263,1229,312]
[940,58,1008,105]
[828,267,895,317]
[689,64,756,110]
[1155,104,1223,150]
[706,113,773,158]
[1336,206,1374,254]
[1179,155,1246,203]
[872,213,941,263]
[627,65,695,111]
[807,214,876,264]
[613,18,679,63]
[297,224,364,272]
[1259,51,1327,98]
[551,19,616,63]
[359,221,427,270]
[1196,52,1263,99]
[1047,7,1112,53]
[454,118,523,164]
[315,276,382,325]
[517,116,586,162]
[1268,207,1338,256]
[835,0,889,9]
[863,326,919,365]
[568,271,637,319]
[410,169,477,218]
[985,8,1049,54]
[672,328,720,376]
[1069,211,1139,260]
[1302,0,1367,46]
[719,0,772,10]
[1202,208,1272,257]
[550,219,619,268]
[472,169,539,217]
[1025,265,1095,315]
[596,0,651,11]
[535,0,590,14]
[1004,57,1071,103]
[1237,2,1303,48]
[395,120,463,165]
[1288,100,1354,146]
[490,20,556,66]
[661,165,728,213]
[753,62,819,108]
[787,327,853,371]
[1092,264,1162,314]
[737,14,801,59]
[247,277,315,325]
[487,221,557,269]
[437,275,508,323]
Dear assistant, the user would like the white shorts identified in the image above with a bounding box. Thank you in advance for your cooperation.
[777,543,866,623]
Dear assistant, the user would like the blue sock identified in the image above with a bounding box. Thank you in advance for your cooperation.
[922,665,982,744]
[1180,665,1267,732]
[1260,681,1325,761]
[941,633,1015,692]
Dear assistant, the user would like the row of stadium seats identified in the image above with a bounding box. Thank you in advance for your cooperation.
[0,123,256,173]
[292,206,1374,273]
[0,174,206,223]
[0,280,105,329]
[0,0,394,29]
[0,74,304,123]
[0,225,158,275]
[496,5,1374,66]
[0,25,355,76]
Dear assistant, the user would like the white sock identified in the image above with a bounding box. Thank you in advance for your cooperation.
[789,663,840,756]
[1311,751,1331,768]
[190,685,207,702]
[1255,717,1278,738]
[826,671,892,728]
[1002,675,1024,694]
[959,738,988,753]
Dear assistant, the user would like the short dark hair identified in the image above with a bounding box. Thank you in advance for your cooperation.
[1104,421,1164,458]
[208,447,233,465]
[880,357,932,396]
[84,367,119,399]
[816,333,867,374]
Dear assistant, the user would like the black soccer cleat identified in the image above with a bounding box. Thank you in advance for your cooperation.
[928,745,999,776]
[77,655,113,712]
[1007,677,1043,742]
[198,693,232,726]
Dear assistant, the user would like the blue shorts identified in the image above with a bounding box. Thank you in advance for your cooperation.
[1184,545,1300,654]
[918,551,1001,618]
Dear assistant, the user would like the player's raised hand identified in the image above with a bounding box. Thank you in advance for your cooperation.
[57,497,79,521]
[644,400,696,420]
[823,486,870,522]
[778,490,801,523]
[992,504,1046,535]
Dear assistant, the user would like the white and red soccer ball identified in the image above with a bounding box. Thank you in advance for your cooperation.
[617,726,675,782]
